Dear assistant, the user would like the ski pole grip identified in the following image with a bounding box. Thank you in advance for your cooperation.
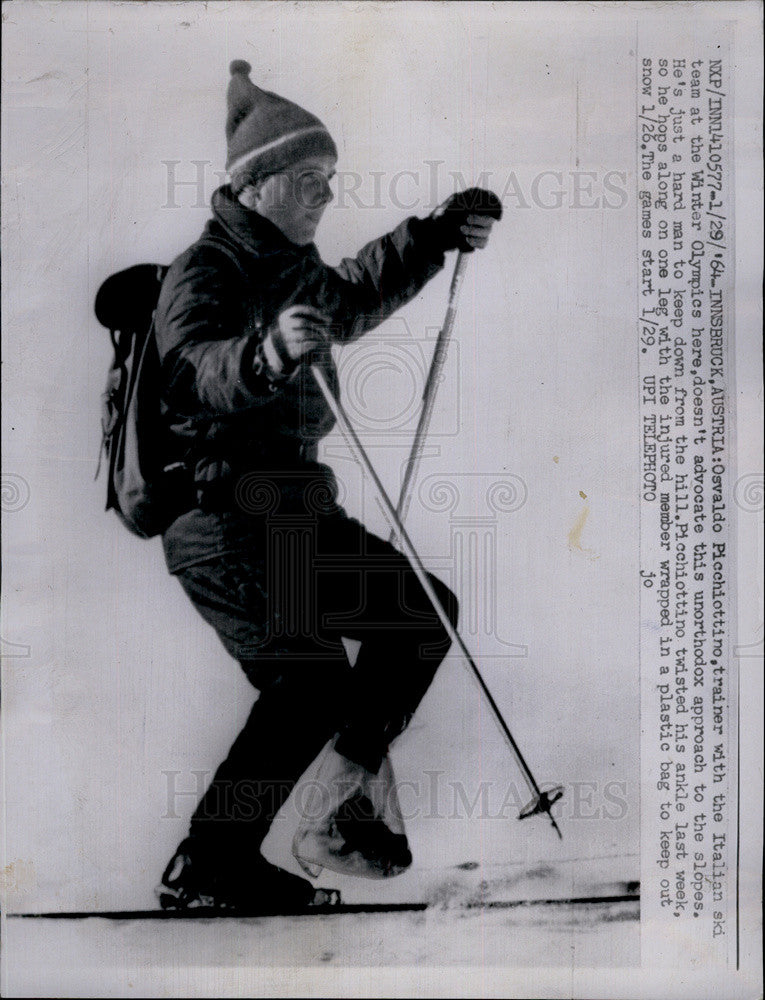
[442,188,503,253]
[446,187,504,221]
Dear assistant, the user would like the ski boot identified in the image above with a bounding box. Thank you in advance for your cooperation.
[156,837,340,913]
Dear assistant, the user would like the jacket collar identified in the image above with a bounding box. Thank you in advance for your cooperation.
[209,185,312,259]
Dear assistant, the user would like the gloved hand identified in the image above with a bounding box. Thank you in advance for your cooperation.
[428,187,503,253]
[262,305,334,377]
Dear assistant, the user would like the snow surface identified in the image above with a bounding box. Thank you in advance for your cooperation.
[3,898,638,996]
[3,858,639,995]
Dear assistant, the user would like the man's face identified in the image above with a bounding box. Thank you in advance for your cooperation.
[247,155,336,246]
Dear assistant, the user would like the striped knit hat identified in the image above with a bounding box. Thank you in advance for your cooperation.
[225,60,338,192]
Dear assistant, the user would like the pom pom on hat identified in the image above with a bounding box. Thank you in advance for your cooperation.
[224,58,337,191]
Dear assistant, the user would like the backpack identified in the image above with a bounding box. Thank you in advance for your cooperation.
[94,240,248,538]
[95,263,177,538]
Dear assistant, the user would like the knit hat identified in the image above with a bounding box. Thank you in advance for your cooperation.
[225,60,338,192]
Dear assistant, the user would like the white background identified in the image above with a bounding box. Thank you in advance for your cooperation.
[1,1,761,996]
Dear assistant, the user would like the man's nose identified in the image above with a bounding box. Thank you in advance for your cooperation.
[318,176,333,206]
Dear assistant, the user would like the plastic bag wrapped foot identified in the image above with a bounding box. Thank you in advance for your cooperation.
[292,738,412,880]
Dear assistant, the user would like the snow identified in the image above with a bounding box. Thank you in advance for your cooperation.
[3,857,639,994]
[3,898,638,996]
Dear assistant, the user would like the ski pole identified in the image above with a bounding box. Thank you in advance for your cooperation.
[310,362,563,838]
[388,250,469,542]
[389,187,503,540]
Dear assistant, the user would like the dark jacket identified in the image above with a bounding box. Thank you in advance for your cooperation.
[156,186,445,572]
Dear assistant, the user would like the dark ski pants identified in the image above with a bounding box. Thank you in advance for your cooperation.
[173,512,459,858]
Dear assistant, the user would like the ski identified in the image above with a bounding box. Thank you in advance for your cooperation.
[7,894,638,921]
[7,902,428,920]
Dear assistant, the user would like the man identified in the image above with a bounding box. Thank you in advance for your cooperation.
[154,60,497,910]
